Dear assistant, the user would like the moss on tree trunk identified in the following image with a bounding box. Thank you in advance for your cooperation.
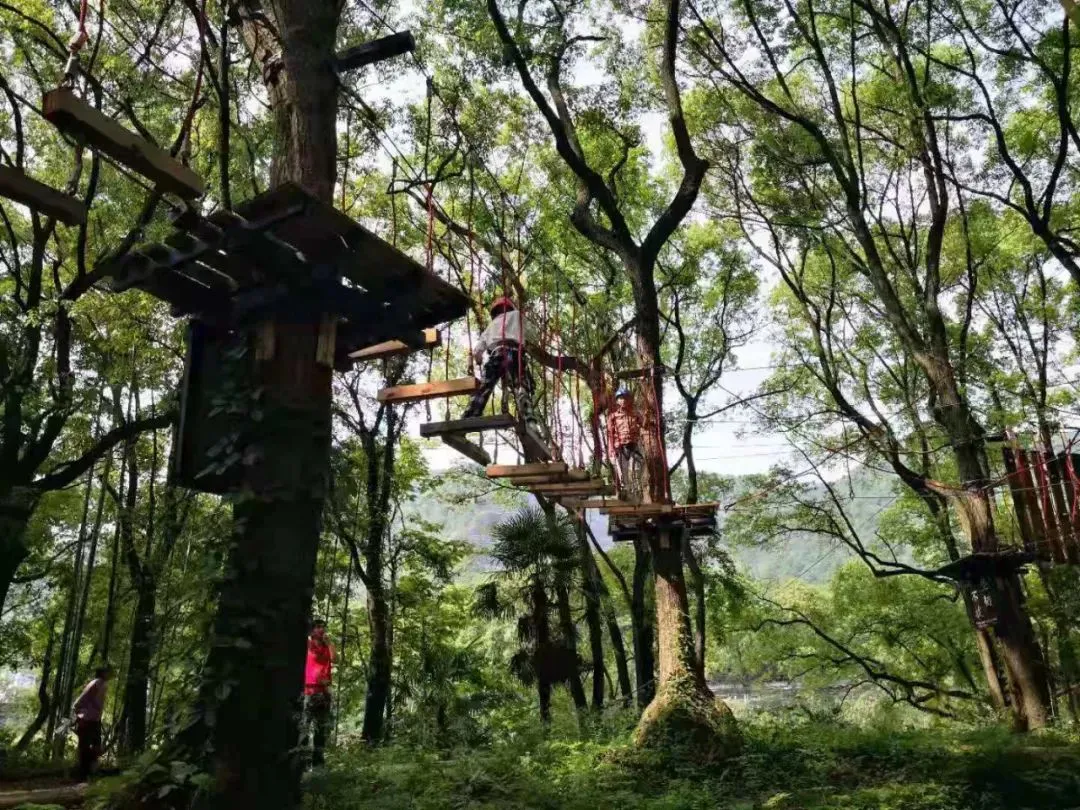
[633,528,741,764]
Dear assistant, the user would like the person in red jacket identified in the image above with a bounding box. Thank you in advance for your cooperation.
[606,387,644,499]
[302,619,335,766]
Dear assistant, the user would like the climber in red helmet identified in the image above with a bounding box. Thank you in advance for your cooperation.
[463,296,549,444]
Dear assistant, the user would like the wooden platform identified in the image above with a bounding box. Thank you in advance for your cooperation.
[43,88,205,199]
[377,376,479,404]
[559,497,618,511]
[98,183,471,361]
[530,481,614,496]
[420,413,517,437]
[607,502,721,541]
[487,461,569,479]
[351,328,440,361]
[0,164,86,225]
[506,469,591,486]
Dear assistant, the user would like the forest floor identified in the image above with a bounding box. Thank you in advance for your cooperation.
[303,717,1080,810]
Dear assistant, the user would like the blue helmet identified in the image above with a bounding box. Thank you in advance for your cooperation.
[615,387,631,400]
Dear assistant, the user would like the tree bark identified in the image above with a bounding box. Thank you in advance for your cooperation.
[682,537,707,679]
[14,620,55,753]
[533,577,553,724]
[574,519,606,710]
[631,537,656,708]
[360,403,401,743]
[149,3,343,806]
[121,582,155,754]
[555,581,588,714]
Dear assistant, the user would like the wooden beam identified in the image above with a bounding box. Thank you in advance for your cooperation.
[377,376,479,404]
[0,164,87,225]
[558,498,616,511]
[602,503,676,516]
[506,470,591,486]
[350,328,440,361]
[420,413,516,437]
[442,433,491,466]
[336,31,416,72]
[43,88,206,199]
[487,462,569,478]
[530,481,613,496]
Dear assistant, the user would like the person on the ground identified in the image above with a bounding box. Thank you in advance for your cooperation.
[72,665,112,782]
[463,297,550,445]
[606,387,644,498]
[303,619,335,767]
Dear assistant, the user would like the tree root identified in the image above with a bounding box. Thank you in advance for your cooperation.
[633,676,742,765]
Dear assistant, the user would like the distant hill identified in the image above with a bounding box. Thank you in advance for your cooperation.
[407,467,900,585]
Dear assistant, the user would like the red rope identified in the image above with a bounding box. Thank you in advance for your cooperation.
[1063,430,1080,525]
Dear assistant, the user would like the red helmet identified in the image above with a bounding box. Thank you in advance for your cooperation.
[490,296,516,314]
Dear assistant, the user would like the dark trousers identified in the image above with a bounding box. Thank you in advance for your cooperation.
[463,345,548,440]
[615,442,644,497]
[303,692,332,766]
[75,719,102,781]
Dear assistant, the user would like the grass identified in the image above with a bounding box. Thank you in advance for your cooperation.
[302,716,1080,810]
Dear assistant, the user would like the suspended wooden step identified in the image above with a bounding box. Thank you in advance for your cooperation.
[530,480,614,497]
[442,433,491,466]
[602,502,675,516]
[0,164,87,225]
[350,328,440,362]
[559,497,617,511]
[506,469,591,486]
[377,376,479,404]
[421,413,516,437]
[487,462,569,479]
[42,88,206,199]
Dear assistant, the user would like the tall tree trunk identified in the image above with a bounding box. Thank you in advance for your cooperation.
[555,581,588,714]
[631,537,656,708]
[574,519,605,710]
[48,471,95,759]
[121,581,155,754]
[156,4,343,807]
[682,537,707,679]
[533,578,553,724]
[14,620,56,753]
[0,488,37,616]
[361,406,401,743]
[949,438,1051,729]
[604,603,633,707]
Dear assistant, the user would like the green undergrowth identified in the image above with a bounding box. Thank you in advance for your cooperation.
[302,718,1080,810]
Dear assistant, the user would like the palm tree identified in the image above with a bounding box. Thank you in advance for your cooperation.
[473,505,587,723]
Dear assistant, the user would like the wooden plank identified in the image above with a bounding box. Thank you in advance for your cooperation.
[43,88,205,199]
[336,31,416,71]
[230,184,469,326]
[442,433,491,465]
[602,503,676,516]
[559,498,617,511]
[507,470,591,486]
[530,481,613,495]
[350,328,440,361]
[420,414,516,437]
[377,376,479,404]
[0,164,86,225]
[487,462,569,479]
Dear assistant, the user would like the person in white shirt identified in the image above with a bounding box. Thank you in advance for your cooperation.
[463,297,549,441]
